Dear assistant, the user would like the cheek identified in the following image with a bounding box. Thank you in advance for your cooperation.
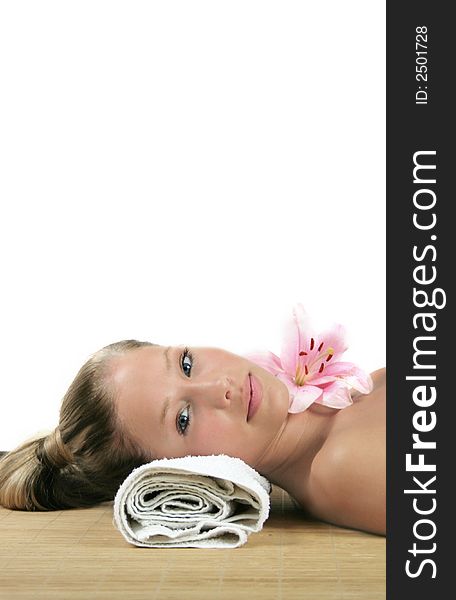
[191,415,245,454]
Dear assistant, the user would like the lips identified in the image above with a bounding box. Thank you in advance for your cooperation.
[244,373,252,420]
[247,373,262,421]
[248,375,253,410]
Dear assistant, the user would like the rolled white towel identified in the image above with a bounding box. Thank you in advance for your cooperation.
[112,454,272,548]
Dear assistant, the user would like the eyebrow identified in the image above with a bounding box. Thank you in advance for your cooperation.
[161,346,172,425]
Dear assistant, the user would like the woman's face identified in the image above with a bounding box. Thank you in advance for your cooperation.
[110,345,291,473]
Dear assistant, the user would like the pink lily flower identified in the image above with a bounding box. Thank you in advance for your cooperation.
[245,304,373,413]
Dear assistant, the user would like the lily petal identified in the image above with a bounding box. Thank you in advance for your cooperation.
[344,370,374,394]
[307,374,339,386]
[316,381,353,409]
[280,316,301,375]
[288,384,323,413]
[316,361,359,378]
[275,371,300,396]
[317,323,348,359]
[309,360,356,385]
[293,303,316,337]
[321,361,373,394]
[280,304,316,374]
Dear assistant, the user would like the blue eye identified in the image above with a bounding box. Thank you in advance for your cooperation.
[181,347,194,377]
[176,405,191,436]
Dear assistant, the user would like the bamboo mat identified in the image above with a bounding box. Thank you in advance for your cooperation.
[0,485,385,600]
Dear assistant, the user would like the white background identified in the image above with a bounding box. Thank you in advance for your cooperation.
[0,1,385,451]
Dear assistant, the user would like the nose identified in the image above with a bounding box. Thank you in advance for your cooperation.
[187,375,233,408]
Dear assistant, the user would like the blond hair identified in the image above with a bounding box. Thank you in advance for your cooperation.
[0,340,155,511]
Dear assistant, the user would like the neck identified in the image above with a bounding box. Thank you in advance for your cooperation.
[258,404,337,494]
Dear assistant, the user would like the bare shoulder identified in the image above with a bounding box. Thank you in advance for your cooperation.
[304,373,386,535]
[371,366,386,386]
[305,437,385,534]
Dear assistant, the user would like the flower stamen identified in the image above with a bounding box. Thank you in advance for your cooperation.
[310,338,315,351]
[307,346,335,371]
[319,363,324,373]
[295,364,307,386]
[317,342,324,352]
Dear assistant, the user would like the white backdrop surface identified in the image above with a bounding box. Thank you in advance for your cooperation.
[0,1,385,450]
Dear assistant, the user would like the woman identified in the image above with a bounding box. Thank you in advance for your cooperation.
[0,340,385,535]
